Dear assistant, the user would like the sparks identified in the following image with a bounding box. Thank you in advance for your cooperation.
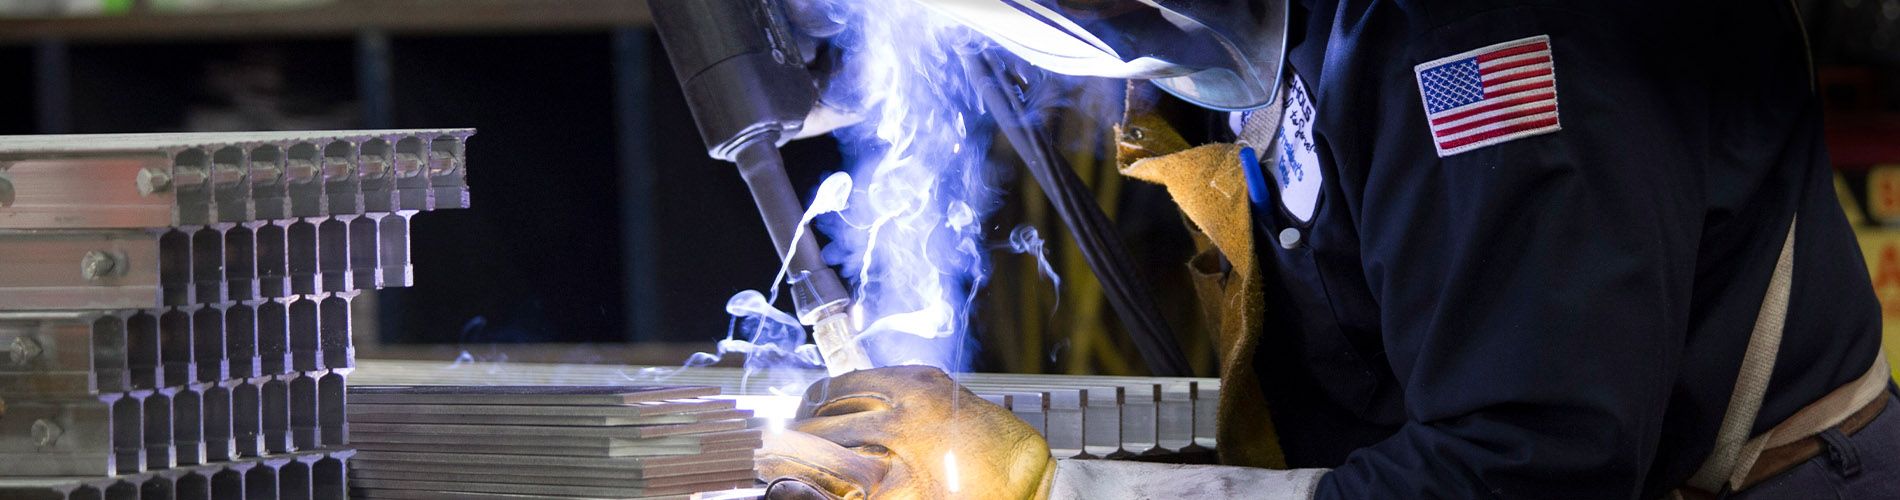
[943,451,962,494]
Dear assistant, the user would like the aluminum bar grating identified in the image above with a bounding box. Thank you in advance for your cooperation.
[1,129,471,498]
[351,359,1222,460]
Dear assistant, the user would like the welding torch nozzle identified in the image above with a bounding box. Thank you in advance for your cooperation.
[733,139,869,376]
[810,310,873,376]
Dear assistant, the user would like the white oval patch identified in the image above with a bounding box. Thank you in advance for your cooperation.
[1268,75,1322,223]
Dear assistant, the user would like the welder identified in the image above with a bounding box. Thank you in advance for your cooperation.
[753,0,1900,498]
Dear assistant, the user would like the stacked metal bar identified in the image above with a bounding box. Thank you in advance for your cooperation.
[0,449,356,500]
[0,130,473,500]
[351,359,1222,461]
[344,386,760,499]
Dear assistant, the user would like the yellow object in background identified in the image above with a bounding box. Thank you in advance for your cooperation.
[1841,169,1900,383]
[1853,230,1900,382]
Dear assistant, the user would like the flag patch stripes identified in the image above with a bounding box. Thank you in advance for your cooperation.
[1414,35,1561,157]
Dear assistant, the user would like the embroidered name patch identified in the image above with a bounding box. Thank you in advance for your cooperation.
[1231,75,1323,223]
[1414,35,1561,157]
[1272,75,1321,223]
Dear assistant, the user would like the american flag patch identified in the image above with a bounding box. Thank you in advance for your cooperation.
[1414,35,1561,157]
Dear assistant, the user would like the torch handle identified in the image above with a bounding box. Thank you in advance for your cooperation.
[732,137,870,374]
[732,137,853,323]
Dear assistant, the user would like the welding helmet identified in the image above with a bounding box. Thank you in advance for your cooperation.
[919,0,1289,111]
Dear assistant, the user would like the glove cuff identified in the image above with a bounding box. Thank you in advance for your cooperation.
[1047,459,1328,500]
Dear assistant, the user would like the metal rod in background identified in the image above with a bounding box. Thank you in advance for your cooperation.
[33,37,70,134]
[612,27,662,342]
[355,30,394,130]
[966,51,1194,377]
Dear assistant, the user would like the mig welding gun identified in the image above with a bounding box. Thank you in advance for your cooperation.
[648,0,1280,377]
[647,0,871,375]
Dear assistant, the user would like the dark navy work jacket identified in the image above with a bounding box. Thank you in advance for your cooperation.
[1239,1,1885,498]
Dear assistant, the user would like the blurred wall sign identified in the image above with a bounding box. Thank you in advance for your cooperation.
[0,0,129,17]
[1868,164,1900,224]
[0,0,334,17]
[147,0,334,14]
[1842,167,1900,382]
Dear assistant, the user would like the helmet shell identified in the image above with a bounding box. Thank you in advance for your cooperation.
[921,0,1289,110]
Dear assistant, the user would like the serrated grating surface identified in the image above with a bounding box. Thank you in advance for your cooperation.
[2,129,471,498]
[352,359,1223,460]
[0,449,354,500]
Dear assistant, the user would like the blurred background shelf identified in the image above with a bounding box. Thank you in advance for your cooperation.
[0,0,652,43]
[0,0,790,359]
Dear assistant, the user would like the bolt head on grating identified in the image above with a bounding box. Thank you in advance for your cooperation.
[31,418,62,448]
[7,336,42,365]
[136,167,173,195]
[80,250,120,280]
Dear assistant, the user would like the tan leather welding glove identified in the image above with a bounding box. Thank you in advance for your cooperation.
[757,366,1056,500]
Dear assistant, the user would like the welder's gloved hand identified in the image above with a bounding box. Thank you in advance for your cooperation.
[757,365,1057,499]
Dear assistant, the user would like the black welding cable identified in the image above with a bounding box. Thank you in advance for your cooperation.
[964,51,1193,377]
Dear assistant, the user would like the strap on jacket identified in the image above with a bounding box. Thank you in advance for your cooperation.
[1686,215,1797,492]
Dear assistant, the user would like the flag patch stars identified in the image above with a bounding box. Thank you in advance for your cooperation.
[1414,35,1561,157]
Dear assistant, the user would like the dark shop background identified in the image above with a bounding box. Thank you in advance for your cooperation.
[0,0,1896,375]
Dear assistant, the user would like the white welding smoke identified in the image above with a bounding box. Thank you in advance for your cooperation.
[811,0,1006,371]
[690,0,1056,384]
[1008,225,1060,310]
[672,177,847,396]
[769,172,855,304]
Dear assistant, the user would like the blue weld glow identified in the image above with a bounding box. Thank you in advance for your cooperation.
[814,0,1001,371]
[692,0,1057,382]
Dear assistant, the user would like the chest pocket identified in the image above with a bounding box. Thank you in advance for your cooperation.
[1258,184,1389,417]
[1250,81,1400,427]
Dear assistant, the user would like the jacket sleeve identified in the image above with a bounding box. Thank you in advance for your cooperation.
[1317,6,1707,499]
